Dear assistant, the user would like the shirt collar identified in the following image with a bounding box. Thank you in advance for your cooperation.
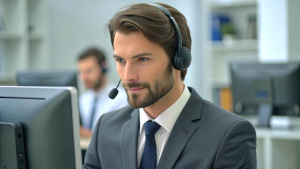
[139,84,191,133]
[92,83,111,98]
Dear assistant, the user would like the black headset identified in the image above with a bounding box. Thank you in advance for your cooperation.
[100,63,107,74]
[95,56,107,74]
[148,3,191,70]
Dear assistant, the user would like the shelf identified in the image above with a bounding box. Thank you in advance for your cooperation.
[0,30,23,40]
[29,30,45,40]
[211,0,256,9]
[0,72,15,80]
[0,0,48,75]
[205,0,300,168]
[210,39,258,52]
[211,78,230,88]
[0,72,16,86]
[0,30,45,40]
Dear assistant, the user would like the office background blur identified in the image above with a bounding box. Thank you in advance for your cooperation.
[1,0,300,169]
[0,0,205,96]
[47,0,203,92]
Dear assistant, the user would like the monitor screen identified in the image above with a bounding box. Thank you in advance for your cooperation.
[16,71,79,91]
[230,62,300,127]
[0,86,82,169]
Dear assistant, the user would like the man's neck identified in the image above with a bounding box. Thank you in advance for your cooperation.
[94,77,107,93]
[144,81,185,119]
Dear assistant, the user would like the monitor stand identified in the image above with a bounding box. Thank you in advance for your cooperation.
[257,103,272,127]
[0,121,27,169]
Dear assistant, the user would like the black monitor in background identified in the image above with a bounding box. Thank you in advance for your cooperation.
[230,62,300,127]
[0,86,82,169]
[16,71,79,92]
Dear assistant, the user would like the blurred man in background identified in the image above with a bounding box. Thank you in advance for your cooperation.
[77,47,128,137]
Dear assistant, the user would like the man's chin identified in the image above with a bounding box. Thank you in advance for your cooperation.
[85,83,95,89]
[128,95,142,108]
[84,83,91,88]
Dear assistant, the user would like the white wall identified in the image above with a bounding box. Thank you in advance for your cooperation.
[48,0,205,96]
[258,0,300,62]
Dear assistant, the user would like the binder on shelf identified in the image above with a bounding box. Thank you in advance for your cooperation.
[213,87,220,106]
[219,87,232,112]
[213,87,233,112]
[211,13,235,42]
[245,14,257,39]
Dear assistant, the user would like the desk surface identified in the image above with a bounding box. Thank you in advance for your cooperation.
[80,137,91,150]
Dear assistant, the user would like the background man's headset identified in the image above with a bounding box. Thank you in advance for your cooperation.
[109,3,192,99]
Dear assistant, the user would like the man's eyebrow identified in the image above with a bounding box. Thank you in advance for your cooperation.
[113,52,153,59]
[113,54,122,59]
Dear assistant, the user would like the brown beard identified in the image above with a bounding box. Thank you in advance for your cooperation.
[123,62,174,108]
[93,72,104,91]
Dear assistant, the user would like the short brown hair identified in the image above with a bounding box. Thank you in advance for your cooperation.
[107,3,191,80]
[78,47,107,73]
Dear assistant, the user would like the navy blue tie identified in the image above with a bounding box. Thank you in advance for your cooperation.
[140,121,161,169]
[89,96,98,129]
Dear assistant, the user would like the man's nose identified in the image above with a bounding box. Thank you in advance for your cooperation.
[123,62,138,83]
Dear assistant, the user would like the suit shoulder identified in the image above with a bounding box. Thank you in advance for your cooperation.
[101,106,135,123]
[202,99,253,127]
[187,87,250,126]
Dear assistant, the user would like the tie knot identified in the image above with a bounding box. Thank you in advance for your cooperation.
[144,121,160,136]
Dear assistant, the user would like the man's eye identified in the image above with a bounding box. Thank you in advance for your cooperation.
[138,58,149,62]
[116,58,125,63]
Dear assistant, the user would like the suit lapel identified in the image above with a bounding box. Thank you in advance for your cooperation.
[120,109,140,169]
[157,88,203,169]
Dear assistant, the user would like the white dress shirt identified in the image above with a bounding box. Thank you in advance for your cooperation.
[137,84,191,167]
[79,83,128,130]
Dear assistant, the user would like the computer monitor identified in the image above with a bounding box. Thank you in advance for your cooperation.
[0,86,82,169]
[16,71,79,92]
[230,62,300,127]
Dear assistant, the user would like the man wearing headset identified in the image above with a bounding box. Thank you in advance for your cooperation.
[77,47,128,137]
[83,3,256,169]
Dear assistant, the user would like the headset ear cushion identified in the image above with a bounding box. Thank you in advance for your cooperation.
[101,63,107,73]
[172,53,180,70]
[180,47,192,69]
[102,67,107,73]
[173,47,191,70]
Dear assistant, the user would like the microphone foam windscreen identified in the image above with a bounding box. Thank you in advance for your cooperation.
[108,88,119,99]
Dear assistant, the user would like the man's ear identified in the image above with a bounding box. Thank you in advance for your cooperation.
[100,61,108,73]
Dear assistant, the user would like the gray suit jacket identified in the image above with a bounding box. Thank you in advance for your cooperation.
[83,87,256,169]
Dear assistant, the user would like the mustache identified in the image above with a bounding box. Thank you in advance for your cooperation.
[123,82,149,88]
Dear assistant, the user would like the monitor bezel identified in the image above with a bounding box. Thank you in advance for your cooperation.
[0,86,82,168]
